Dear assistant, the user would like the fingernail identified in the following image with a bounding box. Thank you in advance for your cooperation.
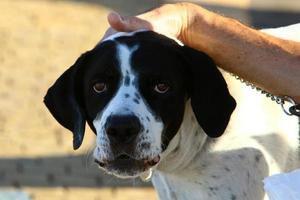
[109,12,123,22]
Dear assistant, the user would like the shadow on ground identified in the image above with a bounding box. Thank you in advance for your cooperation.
[0,155,151,188]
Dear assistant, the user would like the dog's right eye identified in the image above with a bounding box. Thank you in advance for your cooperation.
[154,83,170,94]
[93,82,107,93]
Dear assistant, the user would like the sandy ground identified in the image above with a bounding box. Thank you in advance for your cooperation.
[0,0,108,157]
[0,0,156,199]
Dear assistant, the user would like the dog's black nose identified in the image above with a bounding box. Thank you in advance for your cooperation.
[105,115,141,143]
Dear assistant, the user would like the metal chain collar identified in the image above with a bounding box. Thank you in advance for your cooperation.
[230,73,300,117]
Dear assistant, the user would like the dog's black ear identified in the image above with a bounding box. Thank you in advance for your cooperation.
[44,53,88,150]
[181,46,236,137]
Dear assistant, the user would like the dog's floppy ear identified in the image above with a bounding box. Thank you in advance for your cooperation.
[180,46,236,137]
[44,53,88,150]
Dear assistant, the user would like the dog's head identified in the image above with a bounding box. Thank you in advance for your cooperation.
[44,31,236,178]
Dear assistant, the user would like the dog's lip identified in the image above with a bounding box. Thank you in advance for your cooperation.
[94,154,160,169]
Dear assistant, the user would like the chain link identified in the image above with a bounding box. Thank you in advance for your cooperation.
[230,73,300,117]
[230,73,300,150]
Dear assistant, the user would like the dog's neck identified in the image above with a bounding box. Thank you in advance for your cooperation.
[156,100,208,173]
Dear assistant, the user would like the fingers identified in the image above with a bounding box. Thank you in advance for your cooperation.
[108,12,153,32]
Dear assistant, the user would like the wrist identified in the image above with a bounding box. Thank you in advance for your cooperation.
[178,3,218,50]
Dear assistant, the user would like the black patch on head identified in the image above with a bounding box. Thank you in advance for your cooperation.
[124,93,130,98]
[44,41,120,150]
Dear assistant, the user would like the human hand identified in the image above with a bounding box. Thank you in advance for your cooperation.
[101,3,211,47]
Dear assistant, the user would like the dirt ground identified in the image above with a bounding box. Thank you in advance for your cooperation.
[0,0,157,199]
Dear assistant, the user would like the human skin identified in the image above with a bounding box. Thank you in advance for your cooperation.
[104,3,300,104]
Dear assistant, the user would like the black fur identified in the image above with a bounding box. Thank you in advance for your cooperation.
[44,54,87,150]
[179,46,236,137]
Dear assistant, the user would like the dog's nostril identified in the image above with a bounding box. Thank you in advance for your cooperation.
[117,154,131,160]
[105,115,141,143]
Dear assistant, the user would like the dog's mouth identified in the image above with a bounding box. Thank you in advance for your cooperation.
[94,154,160,178]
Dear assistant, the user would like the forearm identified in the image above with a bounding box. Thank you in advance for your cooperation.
[186,4,300,103]
[106,2,300,103]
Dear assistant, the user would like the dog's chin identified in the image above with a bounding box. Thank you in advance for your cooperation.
[95,155,160,179]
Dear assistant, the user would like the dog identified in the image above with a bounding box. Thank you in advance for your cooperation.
[44,29,299,200]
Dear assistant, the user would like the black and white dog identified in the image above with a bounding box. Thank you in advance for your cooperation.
[44,30,299,199]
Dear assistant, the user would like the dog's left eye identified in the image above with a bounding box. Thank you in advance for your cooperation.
[154,83,170,94]
[93,82,107,93]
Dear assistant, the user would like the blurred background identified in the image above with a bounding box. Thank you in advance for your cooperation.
[0,0,299,199]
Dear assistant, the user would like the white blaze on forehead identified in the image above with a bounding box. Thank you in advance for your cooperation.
[103,43,139,114]
[93,41,164,163]
[101,30,184,46]
[117,44,138,83]
[101,30,148,43]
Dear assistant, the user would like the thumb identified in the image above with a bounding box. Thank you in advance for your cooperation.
[107,12,153,32]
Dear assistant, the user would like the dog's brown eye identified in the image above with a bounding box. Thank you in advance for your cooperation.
[93,82,107,93]
[154,83,170,94]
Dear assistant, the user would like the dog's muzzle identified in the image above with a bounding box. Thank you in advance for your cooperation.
[94,114,160,177]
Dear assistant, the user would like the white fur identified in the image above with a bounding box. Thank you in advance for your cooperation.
[93,40,164,175]
[101,30,148,42]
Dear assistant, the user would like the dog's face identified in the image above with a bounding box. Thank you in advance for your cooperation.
[84,33,189,177]
[44,31,236,178]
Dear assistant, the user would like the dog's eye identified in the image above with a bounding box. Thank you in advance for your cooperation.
[93,82,107,93]
[154,83,170,94]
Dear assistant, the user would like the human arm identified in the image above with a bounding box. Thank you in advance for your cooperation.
[106,3,300,103]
